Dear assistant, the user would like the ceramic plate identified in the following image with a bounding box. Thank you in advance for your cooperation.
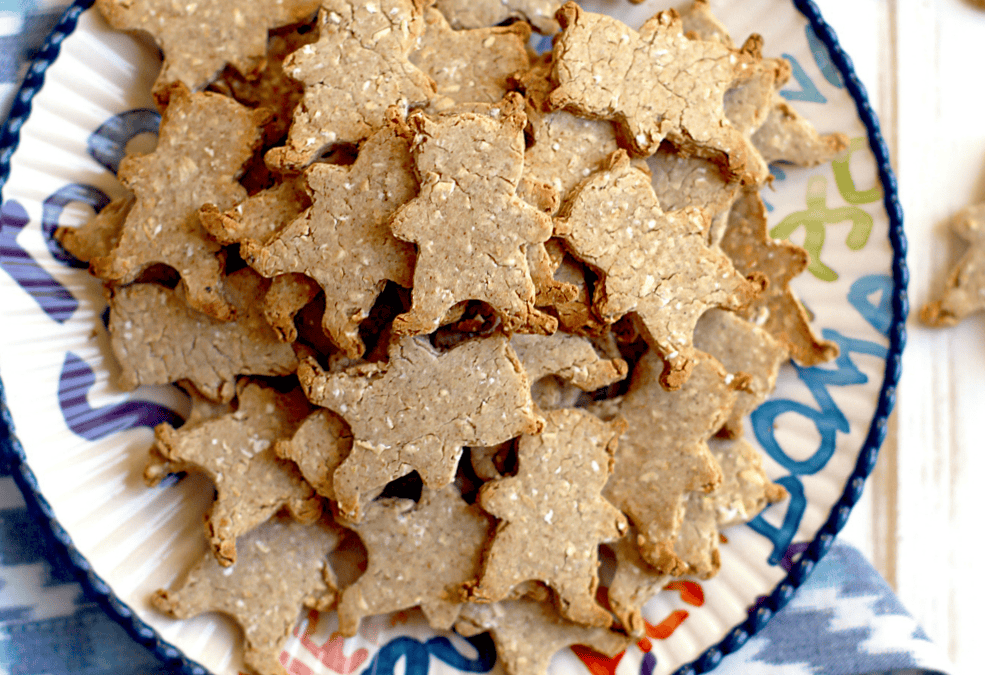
[0,1,905,674]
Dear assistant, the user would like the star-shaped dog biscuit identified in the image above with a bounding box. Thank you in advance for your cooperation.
[549,2,767,183]
[244,114,417,357]
[91,86,268,320]
[107,268,299,403]
[335,485,494,636]
[411,8,531,109]
[152,514,341,675]
[921,202,985,326]
[555,150,763,389]
[96,0,321,102]
[719,188,838,365]
[266,0,435,169]
[389,96,558,336]
[472,408,627,627]
[600,350,737,574]
[152,379,320,565]
[298,335,542,520]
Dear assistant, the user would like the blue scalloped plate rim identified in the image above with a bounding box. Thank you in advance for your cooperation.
[0,1,907,675]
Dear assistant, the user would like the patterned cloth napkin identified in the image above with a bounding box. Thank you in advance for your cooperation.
[0,2,957,675]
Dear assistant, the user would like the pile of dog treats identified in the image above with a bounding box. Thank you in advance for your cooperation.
[56,1,848,673]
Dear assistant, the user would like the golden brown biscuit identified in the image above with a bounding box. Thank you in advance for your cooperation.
[151,379,320,565]
[389,96,558,336]
[90,86,269,320]
[152,513,342,675]
[455,597,631,675]
[54,193,133,264]
[598,351,737,574]
[693,308,787,438]
[107,268,298,403]
[335,485,494,636]
[274,408,354,502]
[298,335,542,520]
[921,203,985,326]
[549,3,768,183]
[266,0,435,169]
[96,0,321,103]
[244,114,418,357]
[555,150,763,389]
[412,8,531,110]
[719,188,839,365]
[472,408,627,627]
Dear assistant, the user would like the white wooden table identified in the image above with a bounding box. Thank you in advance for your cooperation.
[820,2,984,673]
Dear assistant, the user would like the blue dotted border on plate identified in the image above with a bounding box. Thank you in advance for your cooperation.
[0,2,907,675]
[676,0,908,673]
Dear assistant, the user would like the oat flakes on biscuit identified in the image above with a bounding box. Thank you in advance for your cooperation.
[266,0,435,169]
[555,150,763,390]
[472,408,627,627]
[720,188,838,366]
[389,95,558,336]
[90,86,268,320]
[108,268,299,403]
[244,114,417,358]
[152,379,320,566]
[599,350,736,575]
[511,332,628,394]
[335,485,494,636]
[921,202,985,326]
[411,8,531,110]
[433,0,562,34]
[693,308,787,438]
[96,0,321,104]
[548,3,768,184]
[673,437,786,578]
[54,193,134,264]
[152,514,342,675]
[299,335,542,520]
[275,408,354,502]
[455,598,631,675]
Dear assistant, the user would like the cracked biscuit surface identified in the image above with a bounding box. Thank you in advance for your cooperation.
[555,150,762,389]
[96,0,322,102]
[266,0,435,169]
[298,335,542,520]
[389,95,558,336]
[150,379,320,566]
[549,2,767,184]
[90,86,269,320]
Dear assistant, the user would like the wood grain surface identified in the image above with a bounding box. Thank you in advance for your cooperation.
[823,2,984,673]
